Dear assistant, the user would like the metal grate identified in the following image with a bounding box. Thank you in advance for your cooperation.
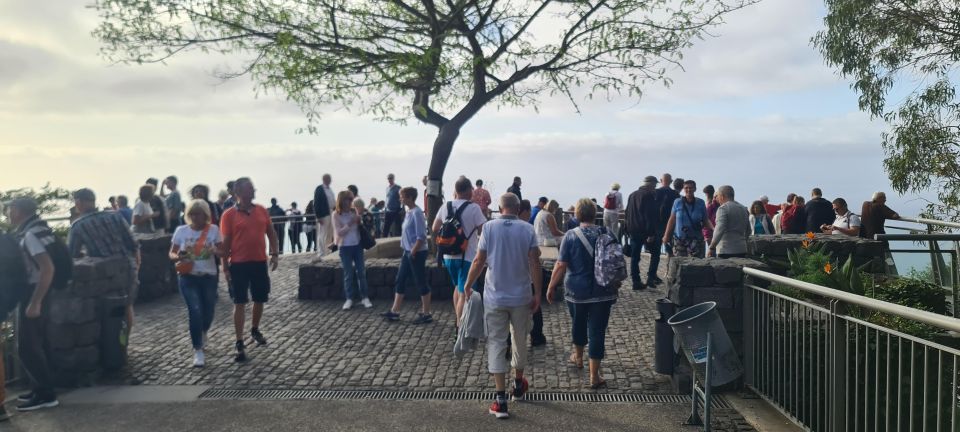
[198,389,731,408]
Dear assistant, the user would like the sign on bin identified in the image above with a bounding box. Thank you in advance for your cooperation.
[691,346,708,364]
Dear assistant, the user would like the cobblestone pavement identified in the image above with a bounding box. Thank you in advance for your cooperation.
[124,253,673,393]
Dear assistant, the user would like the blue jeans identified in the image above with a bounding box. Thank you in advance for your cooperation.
[339,245,368,299]
[443,258,472,293]
[567,300,614,360]
[396,250,429,296]
[179,274,218,349]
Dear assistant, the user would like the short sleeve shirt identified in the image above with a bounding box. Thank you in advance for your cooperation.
[220,204,270,263]
[672,197,707,239]
[165,191,183,216]
[434,199,487,261]
[477,216,538,308]
[559,226,599,300]
[832,212,861,236]
[20,232,47,284]
[132,201,155,233]
[171,225,222,275]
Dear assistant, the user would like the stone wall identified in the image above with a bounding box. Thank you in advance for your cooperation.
[45,256,131,386]
[133,233,179,302]
[299,258,455,301]
[747,234,886,274]
[665,257,771,393]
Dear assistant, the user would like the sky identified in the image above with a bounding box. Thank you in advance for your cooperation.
[0,0,935,218]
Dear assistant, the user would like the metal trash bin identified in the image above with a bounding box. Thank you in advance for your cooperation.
[667,301,742,386]
[654,298,676,374]
[99,295,129,371]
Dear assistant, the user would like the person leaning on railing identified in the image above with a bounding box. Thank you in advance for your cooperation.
[860,191,900,240]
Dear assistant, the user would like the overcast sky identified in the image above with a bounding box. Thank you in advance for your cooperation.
[0,0,933,217]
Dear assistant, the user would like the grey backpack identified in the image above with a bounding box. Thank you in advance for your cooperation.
[573,227,627,291]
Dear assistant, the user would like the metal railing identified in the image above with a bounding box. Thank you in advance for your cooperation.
[742,267,960,432]
[881,216,960,317]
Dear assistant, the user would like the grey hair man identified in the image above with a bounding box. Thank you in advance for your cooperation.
[708,185,750,258]
[6,198,59,412]
[464,192,542,419]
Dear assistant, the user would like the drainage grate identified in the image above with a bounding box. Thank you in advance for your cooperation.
[198,389,731,408]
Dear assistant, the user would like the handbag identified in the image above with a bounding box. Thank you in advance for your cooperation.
[175,225,210,275]
[358,219,377,250]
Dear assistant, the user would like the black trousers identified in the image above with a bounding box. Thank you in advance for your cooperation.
[19,305,55,398]
[273,223,286,253]
[288,227,303,253]
[383,211,402,237]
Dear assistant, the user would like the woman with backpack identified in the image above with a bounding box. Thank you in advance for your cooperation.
[662,180,714,258]
[169,199,222,368]
[333,191,373,311]
[602,183,623,236]
[546,198,618,389]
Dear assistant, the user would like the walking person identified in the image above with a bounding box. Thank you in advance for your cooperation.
[546,198,617,389]
[749,201,775,235]
[169,199,222,368]
[602,183,624,237]
[334,191,373,310]
[381,187,432,323]
[383,173,402,237]
[432,176,486,325]
[313,174,334,256]
[220,177,279,363]
[7,198,60,411]
[68,188,141,330]
[304,201,317,252]
[708,186,750,258]
[516,199,546,346]
[288,202,304,253]
[472,179,493,219]
[463,193,542,418]
[625,176,659,289]
[268,198,287,254]
[662,180,713,258]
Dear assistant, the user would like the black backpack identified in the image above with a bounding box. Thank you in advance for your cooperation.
[20,218,73,291]
[0,233,30,319]
[436,202,475,256]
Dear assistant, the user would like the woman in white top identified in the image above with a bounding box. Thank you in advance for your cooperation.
[535,200,565,246]
[132,184,156,234]
[602,183,624,236]
[333,190,373,310]
[168,199,222,367]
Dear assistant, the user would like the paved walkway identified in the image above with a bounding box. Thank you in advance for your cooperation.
[121,253,671,393]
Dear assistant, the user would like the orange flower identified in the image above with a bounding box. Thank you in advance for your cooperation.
[805,232,816,240]
[802,240,810,249]
[824,263,833,274]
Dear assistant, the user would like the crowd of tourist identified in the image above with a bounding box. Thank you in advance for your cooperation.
[0,169,904,421]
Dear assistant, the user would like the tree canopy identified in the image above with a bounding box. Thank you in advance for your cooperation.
[814,0,960,221]
[94,0,751,217]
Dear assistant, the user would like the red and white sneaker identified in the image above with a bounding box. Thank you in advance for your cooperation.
[512,377,529,401]
[489,397,510,419]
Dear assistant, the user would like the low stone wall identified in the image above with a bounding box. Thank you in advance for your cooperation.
[134,233,179,302]
[665,257,771,393]
[747,234,885,274]
[299,258,455,301]
[45,256,131,386]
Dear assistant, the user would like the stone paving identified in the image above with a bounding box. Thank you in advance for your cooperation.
[123,253,672,393]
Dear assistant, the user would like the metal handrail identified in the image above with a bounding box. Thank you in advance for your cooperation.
[875,233,960,241]
[897,216,960,230]
[743,267,960,333]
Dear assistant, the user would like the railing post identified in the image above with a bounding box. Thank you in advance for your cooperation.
[829,299,847,432]
[743,285,755,388]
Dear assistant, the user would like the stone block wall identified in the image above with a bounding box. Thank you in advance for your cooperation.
[299,258,455,301]
[133,233,179,302]
[665,257,770,393]
[747,234,886,274]
[45,256,131,386]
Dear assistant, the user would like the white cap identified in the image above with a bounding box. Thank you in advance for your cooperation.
[759,195,769,201]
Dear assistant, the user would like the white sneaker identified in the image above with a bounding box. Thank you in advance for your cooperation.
[361,298,373,309]
[193,349,205,368]
[342,299,354,310]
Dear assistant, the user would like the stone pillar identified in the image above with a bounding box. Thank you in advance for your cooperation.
[747,234,885,274]
[665,257,770,393]
[44,256,131,386]
[133,233,179,302]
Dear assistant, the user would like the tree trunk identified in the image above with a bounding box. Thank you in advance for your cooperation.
[426,125,460,228]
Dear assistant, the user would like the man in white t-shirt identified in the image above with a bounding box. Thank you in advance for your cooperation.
[821,197,861,237]
[464,192,542,419]
[432,176,486,324]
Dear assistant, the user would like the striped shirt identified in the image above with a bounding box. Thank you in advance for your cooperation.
[68,210,139,259]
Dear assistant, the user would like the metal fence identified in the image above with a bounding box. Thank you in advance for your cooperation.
[742,267,960,432]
